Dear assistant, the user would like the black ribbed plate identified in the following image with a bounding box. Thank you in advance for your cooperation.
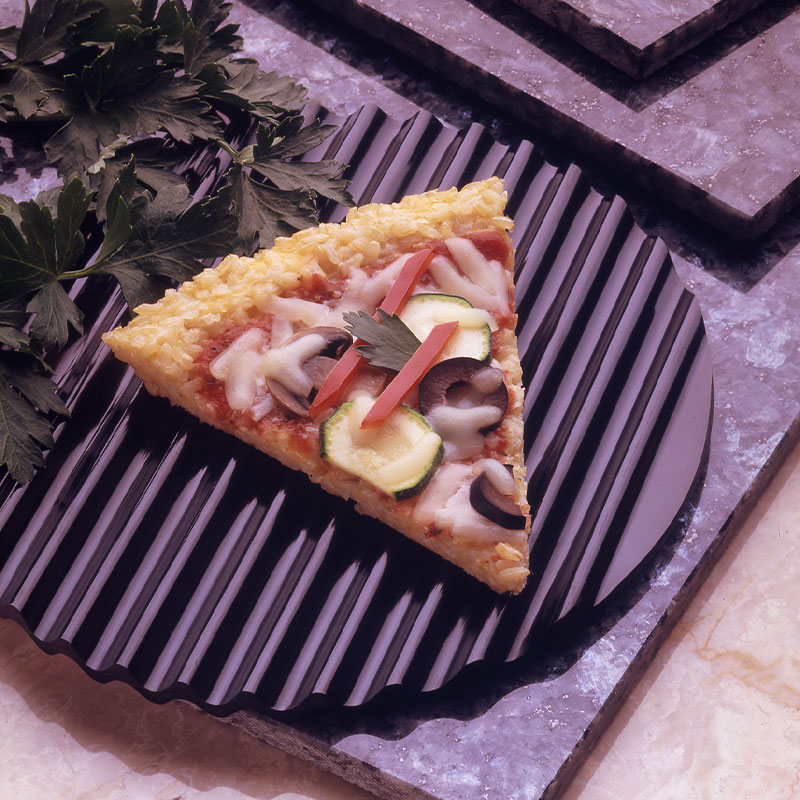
[0,106,713,715]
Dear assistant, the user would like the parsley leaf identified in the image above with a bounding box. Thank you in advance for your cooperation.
[0,297,30,351]
[12,0,100,65]
[97,181,238,307]
[0,176,91,300]
[27,282,84,349]
[249,117,351,205]
[46,25,223,178]
[0,178,90,348]
[7,65,61,118]
[173,0,242,77]
[199,59,307,121]
[222,118,352,249]
[226,162,316,252]
[0,352,69,484]
[0,27,19,60]
[0,0,100,118]
[343,309,422,371]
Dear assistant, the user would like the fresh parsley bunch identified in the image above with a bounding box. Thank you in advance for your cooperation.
[0,0,352,485]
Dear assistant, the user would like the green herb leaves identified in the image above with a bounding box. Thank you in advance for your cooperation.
[223,117,351,251]
[0,177,91,348]
[0,0,353,485]
[343,309,422,371]
[98,176,239,308]
[0,352,70,484]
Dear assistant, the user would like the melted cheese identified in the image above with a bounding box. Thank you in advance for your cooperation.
[260,333,326,396]
[428,236,511,317]
[471,366,504,394]
[327,253,412,328]
[413,462,526,543]
[347,393,380,447]
[209,328,267,381]
[263,295,330,328]
[224,351,263,410]
[438,485,526,543]
[425,404,503,460]
[473,458,515,495]
[209,329,269,412]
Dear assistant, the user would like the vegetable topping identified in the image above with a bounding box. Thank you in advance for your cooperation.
[343,309,422,371]
[417,357,508,427]
[308,248,434,417]
[399,293,495,363]
[320,399,443,500]
[360,321,458,428]
[469,461,526,529]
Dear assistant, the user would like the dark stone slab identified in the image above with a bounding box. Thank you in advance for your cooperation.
[511,0,767,77]
[304,0,800,241]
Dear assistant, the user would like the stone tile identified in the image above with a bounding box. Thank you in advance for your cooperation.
[511,0,767,77]
[3,1,800,799]
[306,0,800,240]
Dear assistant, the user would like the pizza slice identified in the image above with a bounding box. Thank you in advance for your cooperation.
[103,177,532,593]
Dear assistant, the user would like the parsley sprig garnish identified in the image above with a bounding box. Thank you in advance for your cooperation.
[0,0,353,485]
[343,309,422,372]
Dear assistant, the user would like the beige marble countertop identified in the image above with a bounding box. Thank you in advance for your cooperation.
[2,438,799,800]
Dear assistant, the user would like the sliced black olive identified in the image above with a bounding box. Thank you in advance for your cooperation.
[469,471,526,529]
[417,357,508,432]
[268,327,353,416]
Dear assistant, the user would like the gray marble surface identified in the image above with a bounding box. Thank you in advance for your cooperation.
[305,0,800,240]
[510,0,767,76]
[3,1,800,799]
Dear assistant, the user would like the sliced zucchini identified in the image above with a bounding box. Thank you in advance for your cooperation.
[399,293,494,362]
[320,396,444,500]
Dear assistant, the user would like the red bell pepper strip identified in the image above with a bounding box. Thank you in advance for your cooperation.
[308,248,434,417]
[360,320,458,428]
[307,346,364,418]
[378,248,434,314]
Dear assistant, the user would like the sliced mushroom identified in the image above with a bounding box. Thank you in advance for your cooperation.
[283,326,353,359]
[417,357,508,432]
[469,470,526,530]
[266,377,311,416]
[303,355,339,389]
[266,326,353,416]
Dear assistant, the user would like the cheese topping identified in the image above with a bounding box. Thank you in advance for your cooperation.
[414,463,526,543]
[260,333,327,397]
[348,393,380,447]
[473,458,516,495]
[262,294,330,328]
[471,366,505,395]
[209,328,269,412]
[426,237,511,317]
[424,404,503,460]
[330,253,412,326]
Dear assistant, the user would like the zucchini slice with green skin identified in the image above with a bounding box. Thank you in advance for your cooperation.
[320,396,444,500]
[399,293,493,363]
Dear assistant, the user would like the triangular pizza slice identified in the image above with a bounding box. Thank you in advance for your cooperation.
[103,177,531,593]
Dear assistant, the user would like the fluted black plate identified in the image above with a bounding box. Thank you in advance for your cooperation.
[0,106,713,715]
